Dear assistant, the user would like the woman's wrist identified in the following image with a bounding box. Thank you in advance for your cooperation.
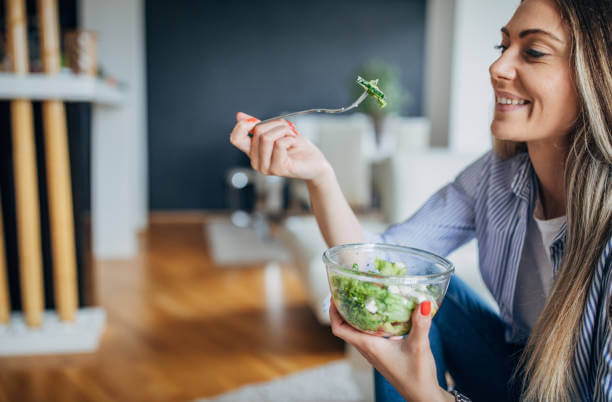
[306,161,335,190]
[399,386,455,402]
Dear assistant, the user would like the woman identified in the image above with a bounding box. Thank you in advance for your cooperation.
[230,0,611,400]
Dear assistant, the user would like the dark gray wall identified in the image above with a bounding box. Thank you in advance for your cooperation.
[147,0,426,210]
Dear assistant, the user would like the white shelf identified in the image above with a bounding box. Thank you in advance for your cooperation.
[0,72,124,105]
[0,307,106,356]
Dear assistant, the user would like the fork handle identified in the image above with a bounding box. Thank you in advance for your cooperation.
[255,108,338,126]
[253,90,368,126]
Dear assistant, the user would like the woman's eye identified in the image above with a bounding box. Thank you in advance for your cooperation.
[494,44,508,53]
[525,48,546,58]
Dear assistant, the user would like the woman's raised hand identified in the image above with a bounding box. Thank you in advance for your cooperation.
[231,111,363,247]
[230,112,332,182]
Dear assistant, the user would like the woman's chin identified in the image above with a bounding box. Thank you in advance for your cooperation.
[490,122,522,142]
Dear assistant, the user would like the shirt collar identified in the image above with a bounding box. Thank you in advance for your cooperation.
[510,152,534,201]
[551,221,567,246]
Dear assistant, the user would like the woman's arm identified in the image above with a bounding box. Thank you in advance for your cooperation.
[306,167,364,247]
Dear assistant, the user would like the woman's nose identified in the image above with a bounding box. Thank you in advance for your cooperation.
[489,50,517,82]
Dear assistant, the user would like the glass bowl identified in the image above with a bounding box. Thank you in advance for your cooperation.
[323,243,454,337]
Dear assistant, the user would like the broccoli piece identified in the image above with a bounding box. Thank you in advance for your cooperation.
[356,76,387,108]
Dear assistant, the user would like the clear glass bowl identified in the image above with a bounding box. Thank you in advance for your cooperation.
[323,243,454,337]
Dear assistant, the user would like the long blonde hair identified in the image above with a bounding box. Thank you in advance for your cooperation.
[493,0,612,400]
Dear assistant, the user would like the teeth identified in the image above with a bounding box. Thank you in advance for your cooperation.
[497,96,526,105]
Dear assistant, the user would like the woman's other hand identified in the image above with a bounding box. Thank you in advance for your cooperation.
[329,300,453,402]
[230,112,332,183]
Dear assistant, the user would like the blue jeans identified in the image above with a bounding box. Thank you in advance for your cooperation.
[374,275,525,402]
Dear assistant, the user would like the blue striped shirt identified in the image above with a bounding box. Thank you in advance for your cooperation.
[366,151,612,400]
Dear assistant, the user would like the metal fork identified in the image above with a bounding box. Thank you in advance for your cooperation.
[254,90,369,126]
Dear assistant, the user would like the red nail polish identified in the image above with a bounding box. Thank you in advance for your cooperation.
[247,117,259,123]
[420,301,431,316]
[287,121,295,127]
[291,128,299,136]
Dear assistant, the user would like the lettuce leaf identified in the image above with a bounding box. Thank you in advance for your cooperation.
[373,257,406,276]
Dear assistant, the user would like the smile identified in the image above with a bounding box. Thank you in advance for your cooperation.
[494,91,530,112]
[496,97,527,105]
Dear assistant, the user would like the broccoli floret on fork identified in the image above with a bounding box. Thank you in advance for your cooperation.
[356,76,387,108]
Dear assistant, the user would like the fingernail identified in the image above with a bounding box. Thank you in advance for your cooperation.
[291,127,299,136]
[247,117,259,123]
[287,121,295,128]
[420,301,431,316]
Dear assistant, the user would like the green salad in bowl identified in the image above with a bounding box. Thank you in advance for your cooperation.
[323,243,454,337]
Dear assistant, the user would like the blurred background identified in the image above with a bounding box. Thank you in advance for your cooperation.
[0,0,518,400]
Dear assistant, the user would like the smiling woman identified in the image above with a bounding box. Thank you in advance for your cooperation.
[491,0,612,401]
[490,0,579,147]
[229,0,611,400]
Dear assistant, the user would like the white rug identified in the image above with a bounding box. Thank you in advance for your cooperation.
[205,217,290,265]
[195,358,373,402]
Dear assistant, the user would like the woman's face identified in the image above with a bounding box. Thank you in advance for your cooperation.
[489,0,578,143]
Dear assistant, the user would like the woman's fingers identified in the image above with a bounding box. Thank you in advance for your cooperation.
[329,300,362,342]
[329,301,348,339]
[236,111,255,121]
[269,136,297,176]
[230,114,259,154]
[230,112,299,168]
[257,126,295,173]
[252,119,288,136]
[329,300,344,327]
[250,119,291,170]
[405,301,433,351]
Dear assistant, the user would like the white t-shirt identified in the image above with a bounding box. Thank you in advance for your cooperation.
[514,196,566,336]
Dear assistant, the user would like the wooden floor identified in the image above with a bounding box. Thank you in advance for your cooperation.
[0,221,345,402]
